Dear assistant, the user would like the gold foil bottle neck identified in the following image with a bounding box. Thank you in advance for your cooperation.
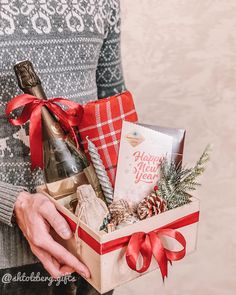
[14,60,47,99]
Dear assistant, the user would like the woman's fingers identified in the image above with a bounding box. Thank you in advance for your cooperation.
[59,265,75,275]
[38,199,73,240]
[14,192,90,279]
[29,242,63,278]
[31,226,90,279]
[43,234,90,279]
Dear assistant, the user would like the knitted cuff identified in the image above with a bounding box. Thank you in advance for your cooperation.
[0,181,28,226]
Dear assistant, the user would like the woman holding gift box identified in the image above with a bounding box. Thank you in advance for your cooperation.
[0,1,125,294]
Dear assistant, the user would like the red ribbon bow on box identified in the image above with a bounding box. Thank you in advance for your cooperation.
[60,210,199,281]
[5,94,83,170]
[126,228,186,281]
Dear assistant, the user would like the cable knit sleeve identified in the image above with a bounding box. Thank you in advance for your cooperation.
[96,0,126,98]
[0,115,41,227]
[0,181,27,226]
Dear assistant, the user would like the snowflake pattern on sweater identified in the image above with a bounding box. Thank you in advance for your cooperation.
[0,0,125,191]
[0,0,120,36]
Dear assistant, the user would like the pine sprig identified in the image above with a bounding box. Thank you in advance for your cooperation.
[181,145,210,189]
[157,145,211,209]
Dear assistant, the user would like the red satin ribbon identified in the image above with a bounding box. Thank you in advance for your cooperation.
[5,94,83,169]
[126,228,186,280]
[60,210,199,280]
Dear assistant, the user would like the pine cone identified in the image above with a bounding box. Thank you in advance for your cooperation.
[137,192,167,220]
[109,199,133,226]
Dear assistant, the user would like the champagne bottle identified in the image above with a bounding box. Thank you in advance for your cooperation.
[14,60,89,198]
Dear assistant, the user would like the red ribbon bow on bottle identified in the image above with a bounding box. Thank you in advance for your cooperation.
[126,228,186,281]
[5,94,83,170]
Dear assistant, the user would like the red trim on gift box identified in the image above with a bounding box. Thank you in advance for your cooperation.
[78,227,102,255]
[59,211,199,255]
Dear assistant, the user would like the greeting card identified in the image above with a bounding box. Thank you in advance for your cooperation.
[114,121,173,204]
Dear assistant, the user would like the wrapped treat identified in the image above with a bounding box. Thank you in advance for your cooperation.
[75,184,109,232]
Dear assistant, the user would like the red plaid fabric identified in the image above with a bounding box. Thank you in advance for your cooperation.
[78,91,138,186]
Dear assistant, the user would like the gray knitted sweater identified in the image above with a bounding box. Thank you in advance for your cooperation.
[0,0,125,269]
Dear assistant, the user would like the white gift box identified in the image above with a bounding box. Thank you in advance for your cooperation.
[38,187,199,294]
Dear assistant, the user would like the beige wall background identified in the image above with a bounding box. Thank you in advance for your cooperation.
[115,1,236,294]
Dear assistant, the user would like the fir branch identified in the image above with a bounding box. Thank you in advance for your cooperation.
[181,145,210,188]
[157,145,210,209]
